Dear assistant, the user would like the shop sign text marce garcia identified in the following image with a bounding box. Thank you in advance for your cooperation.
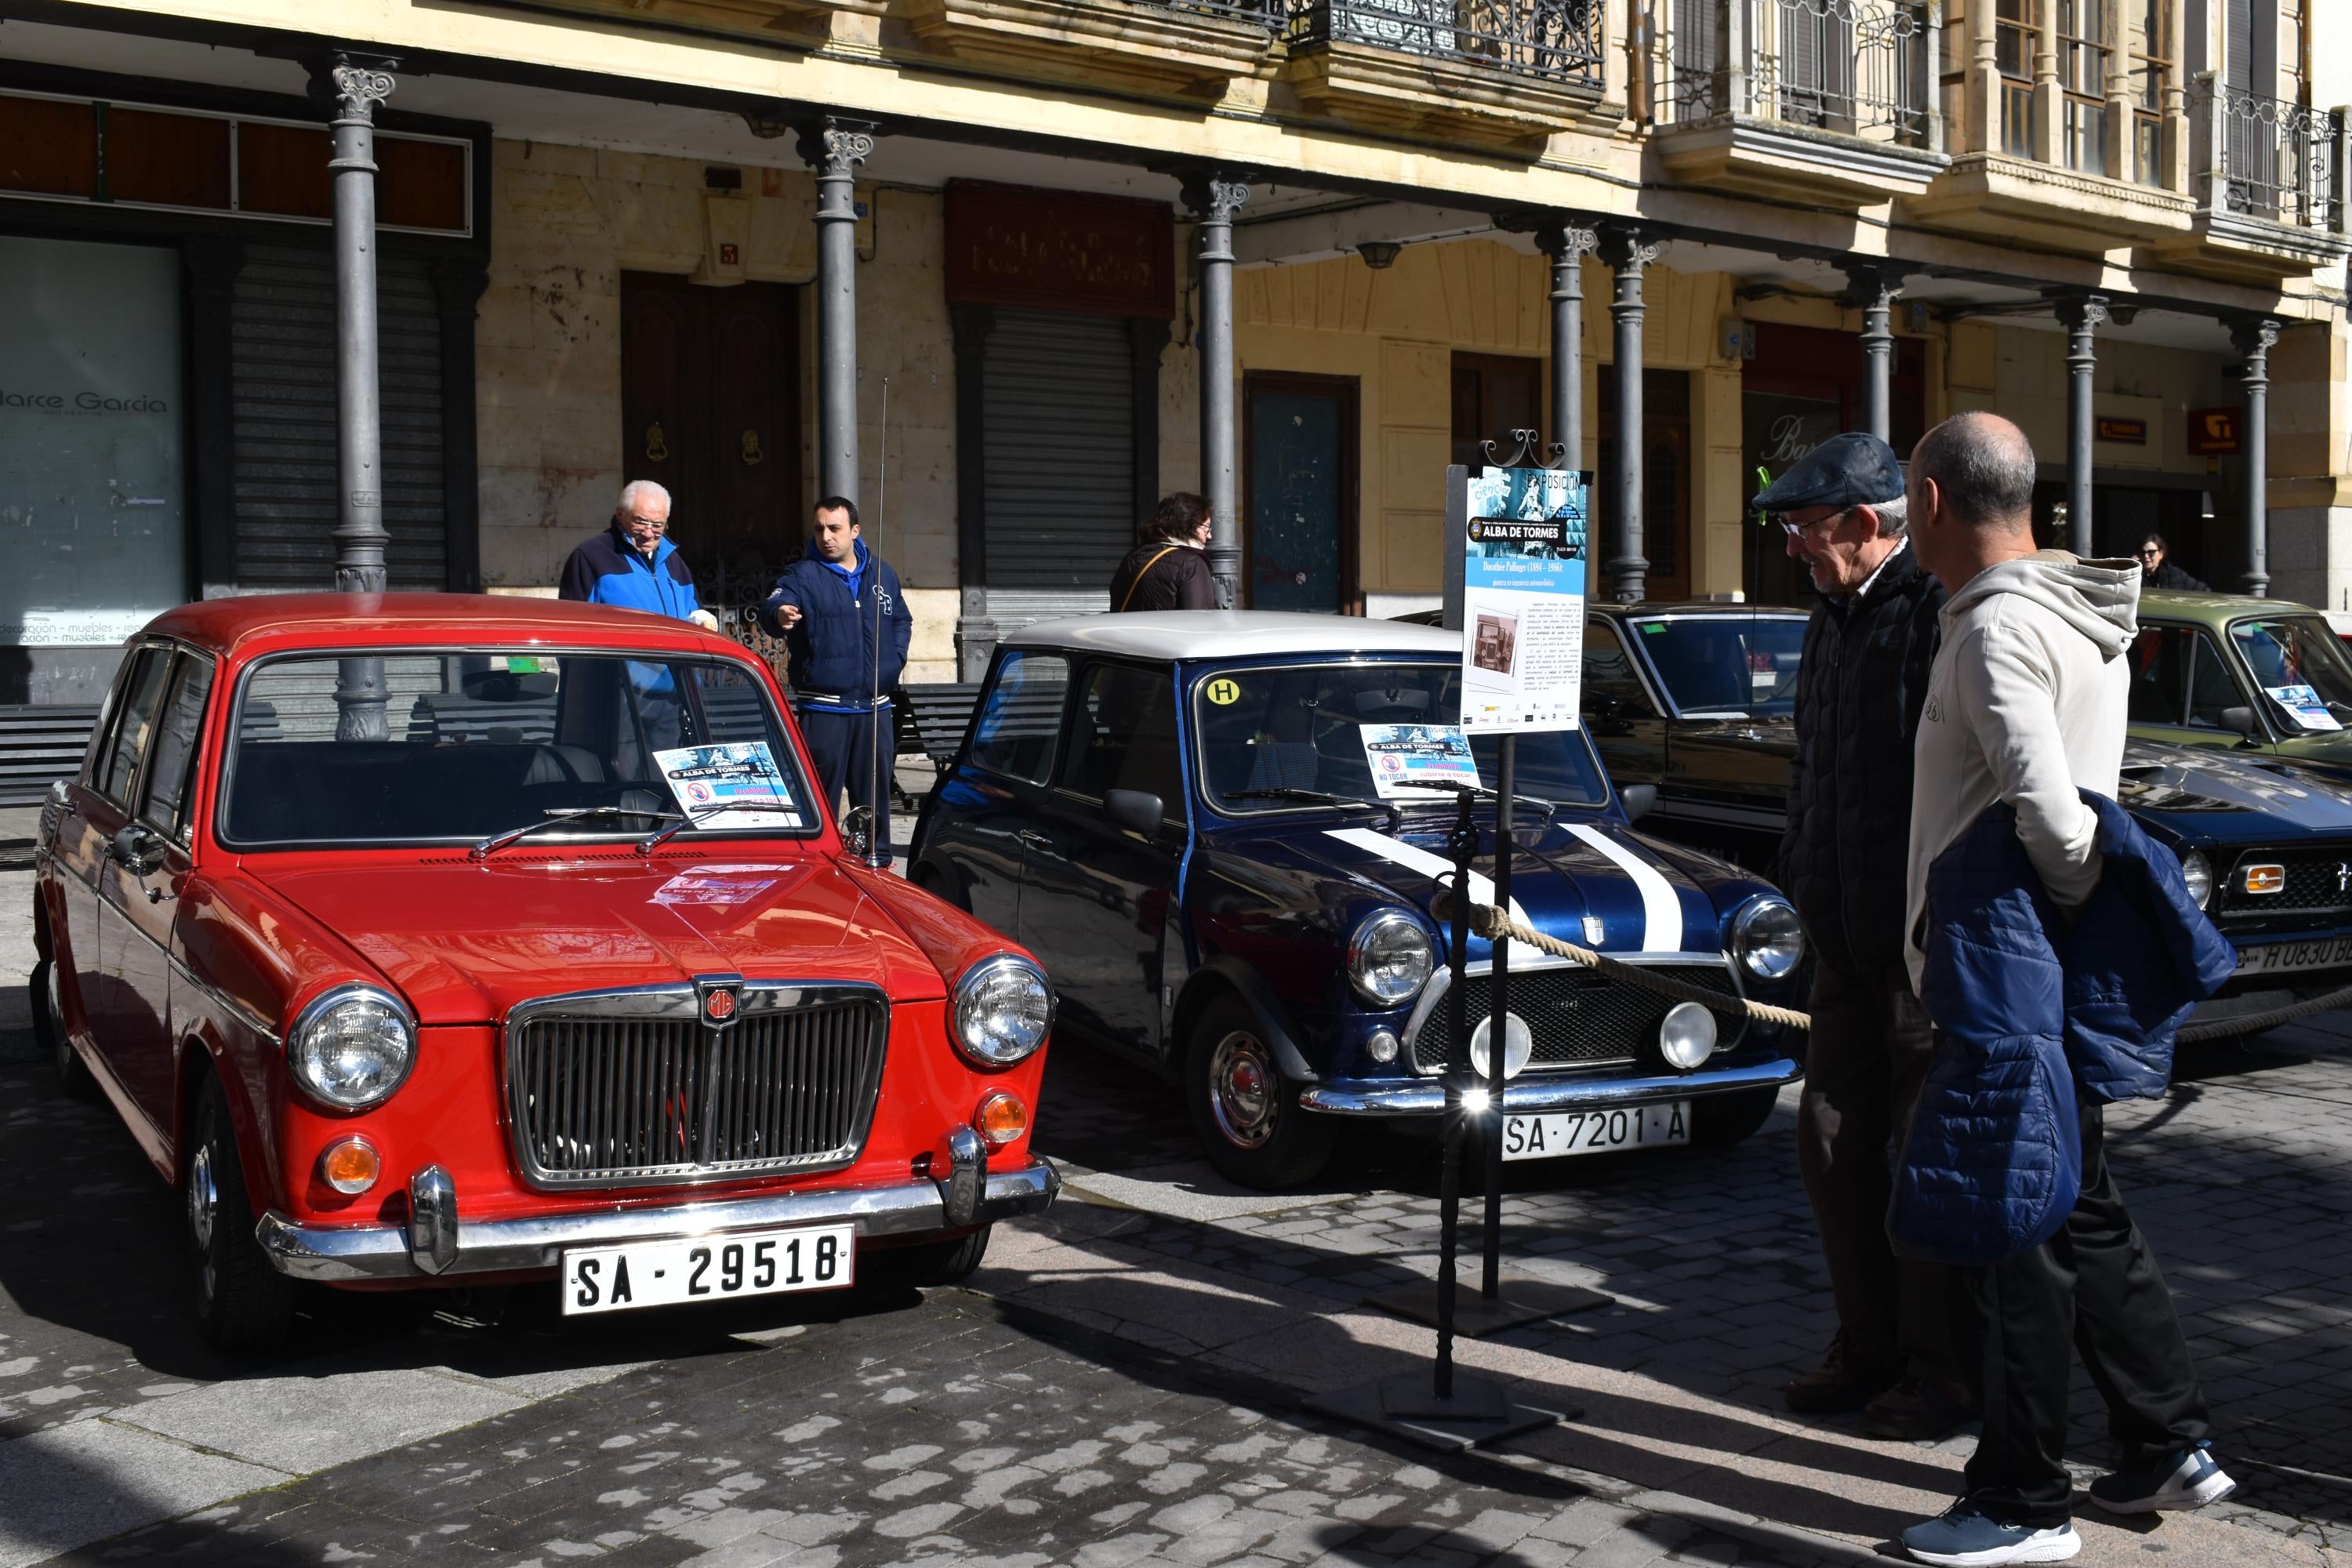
[0,387,170,414]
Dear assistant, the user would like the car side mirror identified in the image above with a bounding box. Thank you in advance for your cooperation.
[1620,783,1657,822]
[110,824,166,876]
[1103,789,1163,837]
[840,804,875,860]
[2220,706,2260,745]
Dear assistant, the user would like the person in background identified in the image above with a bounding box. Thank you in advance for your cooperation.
[2137,533,2210,592]
[1897,411,2230,1568]
[760,496,911,864]
[558,479,720,631]
[1763,432,1970,1442]
[1109,492,1218,611]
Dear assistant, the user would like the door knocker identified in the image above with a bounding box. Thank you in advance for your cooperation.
[644,422,669,463]
[741,428,765,466]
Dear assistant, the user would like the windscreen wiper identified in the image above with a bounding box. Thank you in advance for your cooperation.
[470,804,684,862]
[634,802,746,857]
[1225,786,1402,832]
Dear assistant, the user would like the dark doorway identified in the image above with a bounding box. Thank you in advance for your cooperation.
[619,271,802,609]
[1596,368,1693,604]
[1740,322,1926,606]
[1245,372,1359,614]
[1450,351,1543,470]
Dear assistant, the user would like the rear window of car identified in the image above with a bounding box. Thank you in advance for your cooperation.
[1192,659,1611,814]
[219,650,815,848]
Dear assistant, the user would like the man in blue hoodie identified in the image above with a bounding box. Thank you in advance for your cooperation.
[760,497,912,863]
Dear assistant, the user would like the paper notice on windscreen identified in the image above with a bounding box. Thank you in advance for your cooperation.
[1360,724,1482,799]
[2266,684,2343,731]
[652,742,805,829]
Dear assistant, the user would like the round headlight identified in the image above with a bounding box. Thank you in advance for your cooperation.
[1348,910,1434,1006]
[1660,1001,1719,1070]
[1468,1011,1534,1081]
[289,985,416,1110]
[953,953,1054,1067]
[2179,848,2213,910]
[1732,896,1806,981]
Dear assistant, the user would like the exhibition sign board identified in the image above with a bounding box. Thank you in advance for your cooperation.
[1457,465,1588,735]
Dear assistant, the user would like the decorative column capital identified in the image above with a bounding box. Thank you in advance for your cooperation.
[1840,262,1908,309]
[796,118,877,178]
[307,52,397,121]
[2230,316,2281,358]
[1595,223,1659,271]
[2053,290,2111,332]
[1180,172,1252,225]
[1494,208,1599,261]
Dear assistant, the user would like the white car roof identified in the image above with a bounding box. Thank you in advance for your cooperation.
[1006,611,1461,662]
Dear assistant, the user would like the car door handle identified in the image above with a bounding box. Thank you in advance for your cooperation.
[1016,829,1051,851]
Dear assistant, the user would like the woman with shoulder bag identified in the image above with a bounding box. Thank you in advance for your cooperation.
[1109,492,1218,612]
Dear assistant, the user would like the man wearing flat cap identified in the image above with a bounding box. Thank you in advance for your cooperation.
[1768,432,1970,1440]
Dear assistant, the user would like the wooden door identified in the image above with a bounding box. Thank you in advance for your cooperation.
[620,273,801,611]
[1450,351,1543,470]
[1597,368,1693,604]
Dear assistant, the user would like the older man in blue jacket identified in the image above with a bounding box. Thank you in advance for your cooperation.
[760,496,912,863]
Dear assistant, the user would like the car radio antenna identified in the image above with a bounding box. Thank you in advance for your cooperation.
[866,376,891,869]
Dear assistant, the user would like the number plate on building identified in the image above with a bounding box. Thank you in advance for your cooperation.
[1502,1103,1688,1162]
[561,1222,855,1315]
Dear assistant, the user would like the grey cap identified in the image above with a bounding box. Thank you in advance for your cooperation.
[1751,431,1906,515]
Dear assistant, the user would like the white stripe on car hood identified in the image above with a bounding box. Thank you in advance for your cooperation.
[1565,823,1682,952]
[1324,828,1532,928]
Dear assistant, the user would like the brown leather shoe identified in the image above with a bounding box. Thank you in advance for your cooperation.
[1859,1375,1976,1440]
[1782,1331,1902,1415]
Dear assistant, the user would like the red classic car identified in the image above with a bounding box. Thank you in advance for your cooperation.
[31,594,1057,1350]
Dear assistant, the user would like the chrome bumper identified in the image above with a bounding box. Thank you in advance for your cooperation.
[1295,1056,1802,1117]
[256,1152,1060,1284]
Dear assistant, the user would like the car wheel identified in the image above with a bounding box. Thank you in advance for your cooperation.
[1185,995,1336,1189]
[1690,1085,1781,1149]
[187,1075,296,1353]
[32,959,93,1100]
[869,1225,991,1290]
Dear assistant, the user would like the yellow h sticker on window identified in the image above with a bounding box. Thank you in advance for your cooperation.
[1206,678,1241,706]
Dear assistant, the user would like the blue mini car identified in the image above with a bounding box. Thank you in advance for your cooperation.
[907,612,1808,1188]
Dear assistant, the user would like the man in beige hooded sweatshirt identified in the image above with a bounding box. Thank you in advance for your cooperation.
[1896,412,2230,1568]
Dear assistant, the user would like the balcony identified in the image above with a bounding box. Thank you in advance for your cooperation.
[1646,0,1947,207]
[1279,0,1609,149]
[909,0,1281,96]
[2141,78,2351,281]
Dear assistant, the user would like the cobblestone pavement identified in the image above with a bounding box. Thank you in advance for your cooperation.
[1019,1011,2352,1557]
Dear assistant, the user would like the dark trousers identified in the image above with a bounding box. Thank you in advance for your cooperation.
[1951,1100,2209,1528]
[1798,961,1953,1381]
[799,707,891,863]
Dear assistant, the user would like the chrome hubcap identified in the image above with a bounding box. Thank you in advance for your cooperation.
[1207,1031,1279,1150]
[188,1143,219,1254]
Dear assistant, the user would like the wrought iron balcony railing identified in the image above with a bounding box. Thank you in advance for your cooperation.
[1652,0,1933,147]
[1286,0,1605,87]
[1167,0,1285,27]
[2192,78,2343,233]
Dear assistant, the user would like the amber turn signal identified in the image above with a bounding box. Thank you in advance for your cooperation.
[2241,863,2287,896]
[975,1091,1028,1149]
[320,1136,383,1196]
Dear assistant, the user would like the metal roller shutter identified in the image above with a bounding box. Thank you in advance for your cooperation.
[979,310,1134,590]
[230,243,448,590]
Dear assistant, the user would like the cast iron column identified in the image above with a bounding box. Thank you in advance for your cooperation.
[1541,223,1598,465]
[2233,317,2280,597]
[1846,264,1905,445]
[325,55,395,740]
[799,118,876,506]
[1599,226,1658,603]
[2056,292,2107,557]
[1185,172,1249,608]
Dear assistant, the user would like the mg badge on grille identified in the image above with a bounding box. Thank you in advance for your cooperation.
[695,975,745,1029]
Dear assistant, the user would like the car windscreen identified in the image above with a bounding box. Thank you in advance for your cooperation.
[2230,615,2352,731]
[220,652,817,848]
[1192,659,1612,814]
[1627,614,1806,718]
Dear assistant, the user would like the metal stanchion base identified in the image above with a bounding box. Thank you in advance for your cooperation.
[1307,1372,1570,1454]
[1367,1273,1611,1336]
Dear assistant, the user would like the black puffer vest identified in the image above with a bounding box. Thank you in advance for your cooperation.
[1778,543,1947,976]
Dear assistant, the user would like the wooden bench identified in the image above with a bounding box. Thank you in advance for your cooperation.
[0,705,101,808]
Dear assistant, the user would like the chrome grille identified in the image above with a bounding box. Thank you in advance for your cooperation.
[505,985,887,1189]
[1410,964,1748,1076]
[2216,848,2352,924]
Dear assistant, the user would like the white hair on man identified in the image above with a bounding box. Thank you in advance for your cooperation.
[616,478,671,515]
[1869,490,1910,536]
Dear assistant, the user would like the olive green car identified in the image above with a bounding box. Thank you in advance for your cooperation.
[2129,589,2352,775]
